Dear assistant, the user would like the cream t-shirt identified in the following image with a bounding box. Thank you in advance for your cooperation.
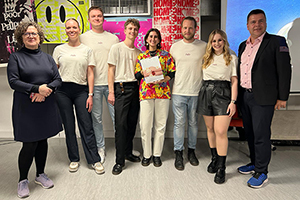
[53,43,95,85]
[80,30,119,85]
[203,54,238,81]
[170,39,207,96]
[107,42,141,82]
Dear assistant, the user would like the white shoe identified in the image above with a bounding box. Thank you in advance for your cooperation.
[98,148,106,164]
[132,150,140,157]
[92,162,105,174]
[69,162,79,172]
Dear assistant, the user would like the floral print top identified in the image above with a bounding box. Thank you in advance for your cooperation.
[135,49,176,101]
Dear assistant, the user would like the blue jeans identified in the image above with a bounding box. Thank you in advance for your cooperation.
[92,85,115,150]
[172,95,199,151]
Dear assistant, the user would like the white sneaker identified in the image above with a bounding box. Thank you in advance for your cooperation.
[132,150,140,157]
[92,162,105,174]
[98,148,106,164]
[69,162,79,172]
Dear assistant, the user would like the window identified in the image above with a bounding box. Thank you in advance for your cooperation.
[91,0,151,16]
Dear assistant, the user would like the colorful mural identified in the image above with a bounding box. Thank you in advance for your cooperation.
[35,0,90,43]
[104,17,152,52]
[153,0,200,51]
[0,0,36,63]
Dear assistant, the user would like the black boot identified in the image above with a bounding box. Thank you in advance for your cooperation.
[188,148,199,166]
[207,148,218,173]
[174,150,184,170]
[214,155,226,184]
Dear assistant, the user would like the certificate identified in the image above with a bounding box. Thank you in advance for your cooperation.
[140,56,164,84]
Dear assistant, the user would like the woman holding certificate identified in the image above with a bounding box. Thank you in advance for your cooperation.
[135,28,175,167]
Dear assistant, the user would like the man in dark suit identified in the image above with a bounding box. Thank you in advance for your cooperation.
[237,9,291,188]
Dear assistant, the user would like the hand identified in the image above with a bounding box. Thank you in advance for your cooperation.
[226,103,236,117]
[108,92,115,106]
[152,76,170,85]
[274,100,287,110]
[39,84,52,97]
[32,93,45,102]
[86,96,93,113]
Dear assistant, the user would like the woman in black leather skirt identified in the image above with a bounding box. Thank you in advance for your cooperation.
[197,29,238,184]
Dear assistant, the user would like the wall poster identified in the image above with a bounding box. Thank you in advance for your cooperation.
[0,0,36,64]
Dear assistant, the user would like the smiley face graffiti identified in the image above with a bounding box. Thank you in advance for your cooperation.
[35,0,89,43]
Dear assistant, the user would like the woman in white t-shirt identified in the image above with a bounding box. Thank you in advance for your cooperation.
[197,29,238,184]
[53,18,103,174]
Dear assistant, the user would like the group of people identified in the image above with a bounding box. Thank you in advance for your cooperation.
[7,6,291,199]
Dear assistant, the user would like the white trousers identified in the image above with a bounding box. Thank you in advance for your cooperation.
[140,99,170,158]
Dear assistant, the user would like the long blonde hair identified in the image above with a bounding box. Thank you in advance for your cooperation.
[202,29,232,69]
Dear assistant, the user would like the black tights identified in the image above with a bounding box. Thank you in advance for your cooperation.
[18,139,48,182]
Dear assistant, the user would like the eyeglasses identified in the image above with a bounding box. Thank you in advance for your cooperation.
[23,32,39,37]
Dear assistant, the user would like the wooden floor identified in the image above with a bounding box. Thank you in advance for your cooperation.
[0,138,300,200]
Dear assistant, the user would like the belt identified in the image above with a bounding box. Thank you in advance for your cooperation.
[114,81,137,86]
[203,80,230,87]
[244,88,253,93]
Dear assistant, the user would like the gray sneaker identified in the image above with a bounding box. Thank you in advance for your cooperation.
[35,173,54,189]
[17,179,29,198]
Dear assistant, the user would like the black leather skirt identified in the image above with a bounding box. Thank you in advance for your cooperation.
[197,80,231,116]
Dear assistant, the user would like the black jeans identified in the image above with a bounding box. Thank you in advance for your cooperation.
[56,82,100,164]
[114,82,140,165]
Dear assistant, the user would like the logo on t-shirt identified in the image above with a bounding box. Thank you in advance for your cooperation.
[185,53,190,56]
[98,42,103,45]
[70,54,76,57]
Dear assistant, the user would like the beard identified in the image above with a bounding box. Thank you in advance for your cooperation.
[182,33,195,41]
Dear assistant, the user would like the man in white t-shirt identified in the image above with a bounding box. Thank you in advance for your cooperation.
[170,16,206,171]
[80,6,119,164]
[107,18,141,175]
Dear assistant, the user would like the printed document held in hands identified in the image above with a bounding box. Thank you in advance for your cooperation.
[140,56,164,84]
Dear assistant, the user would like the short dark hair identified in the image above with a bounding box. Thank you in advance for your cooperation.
[88,6,104,19]
[144,28,162,50]
[124,18,140,30]
[181,16,197,28]
[247,9,266,22]
[14,21,44,46]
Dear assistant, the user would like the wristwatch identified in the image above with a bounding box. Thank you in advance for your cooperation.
[88,93,94,97]
[231,100,237,104]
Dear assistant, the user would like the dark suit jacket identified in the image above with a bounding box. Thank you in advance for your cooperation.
[237,32,291,105]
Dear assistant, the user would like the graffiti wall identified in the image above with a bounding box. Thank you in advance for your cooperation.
[153,0,200,51]
[104,17,152,52]
[0,0,36,63]
[35,0,90,43]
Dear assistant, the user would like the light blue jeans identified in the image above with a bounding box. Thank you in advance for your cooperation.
[92,85,115,150]
[172,95,199,151]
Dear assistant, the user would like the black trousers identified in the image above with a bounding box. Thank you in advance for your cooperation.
[114,82,140,165]
[56,82,100,164]
[240,90,274,174]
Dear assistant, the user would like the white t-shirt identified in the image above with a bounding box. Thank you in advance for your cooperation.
[107,42,141,82]
[170,39,207,96]
[53,43,95,85]
[80,30,119,85]
[203,54,238,81]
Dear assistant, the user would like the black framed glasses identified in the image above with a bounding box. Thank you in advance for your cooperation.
[23,32,38,37]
